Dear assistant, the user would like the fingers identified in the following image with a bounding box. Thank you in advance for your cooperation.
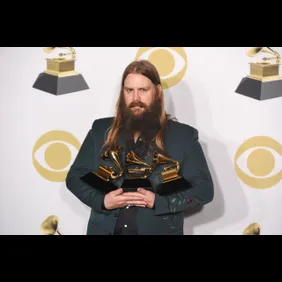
[122,189,147,196]
[137,187,147,195]
[111,188,123,196]
[119,194,145,201]
[121,192,144,197]
[126,200,147,206]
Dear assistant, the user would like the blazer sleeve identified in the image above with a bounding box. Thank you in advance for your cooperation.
[154,128,214,216]
[65,121,111,215]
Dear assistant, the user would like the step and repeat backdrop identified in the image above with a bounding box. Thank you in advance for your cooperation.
[1,47,281,235]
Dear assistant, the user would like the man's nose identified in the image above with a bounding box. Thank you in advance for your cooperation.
[132,90,141,101]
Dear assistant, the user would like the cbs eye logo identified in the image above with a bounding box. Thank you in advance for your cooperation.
[32,130,81,182]
[234,136,282,189]
[135,47,188,89]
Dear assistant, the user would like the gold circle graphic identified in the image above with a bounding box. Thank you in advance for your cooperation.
[247,148,275,177]
[148,49,175,77]
[135,47,188,89]
[234,136,282,189]
[32,130,81,182]
[45,143,72,170]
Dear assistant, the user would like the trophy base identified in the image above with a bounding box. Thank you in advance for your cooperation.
[33,72,89,95]
[121,178,153,193]
[80,172,118,194]
[155,177,192,196]
[235,76,282,101]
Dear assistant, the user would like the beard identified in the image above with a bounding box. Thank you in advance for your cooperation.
[120,99,161,139]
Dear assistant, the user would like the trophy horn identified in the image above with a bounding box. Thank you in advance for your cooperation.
[40,215,63,235]
[126,150,153,179]
[152,150,181,183]
[105,146,124,177]
[96,146,123,180]
[153,150,180,170]
[126,151,151,167]
[43,47,56,53]
[246,47,280,63]
[242,223,261,235]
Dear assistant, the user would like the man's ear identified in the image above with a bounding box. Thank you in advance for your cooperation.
[157,84,162,96]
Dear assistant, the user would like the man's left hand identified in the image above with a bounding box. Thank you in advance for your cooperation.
[137,188,155,209]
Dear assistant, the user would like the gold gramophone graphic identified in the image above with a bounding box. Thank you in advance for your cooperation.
[242,222,261,235]
[94,146,124,182]
[247,47,280,63]
[33,47,89,95]
[235,47,282,100]
[40,215,63,235]
[44,47,77,61]
[247,47,281,80]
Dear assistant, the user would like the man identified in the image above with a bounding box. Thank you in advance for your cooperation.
[65,59,214,235]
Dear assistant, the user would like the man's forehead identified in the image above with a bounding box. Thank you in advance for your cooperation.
[124,83,151,88]
[124,73,153,87]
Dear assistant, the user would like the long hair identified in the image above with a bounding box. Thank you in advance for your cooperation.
[102,60,176,153]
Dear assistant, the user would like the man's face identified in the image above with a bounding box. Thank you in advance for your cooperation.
[123,73,157,118]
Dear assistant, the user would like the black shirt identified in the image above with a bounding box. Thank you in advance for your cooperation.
[113,130,156,235]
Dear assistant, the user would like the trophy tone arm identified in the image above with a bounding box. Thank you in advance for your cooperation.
[43,47,77,60]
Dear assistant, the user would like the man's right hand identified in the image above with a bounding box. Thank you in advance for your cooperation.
[104,188,147,210]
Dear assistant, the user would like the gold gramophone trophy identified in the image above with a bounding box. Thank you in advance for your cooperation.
[33,47,89,95]
[80,146,124,193]
[151,150,191,195]
[94,146,124,181]
[120,150,156,192]
[126,150,154,179]
[123,149,191,195]
[235,47,282,100]
[40,215,63,235]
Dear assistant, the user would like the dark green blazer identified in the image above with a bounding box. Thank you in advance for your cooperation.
[65,117,214,235]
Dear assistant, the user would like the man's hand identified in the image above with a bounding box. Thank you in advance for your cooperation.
[137,188,155,209]
[104,188,147,210]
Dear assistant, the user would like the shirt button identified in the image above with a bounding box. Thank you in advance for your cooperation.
[126,206,129,209]
[124,224,127,228]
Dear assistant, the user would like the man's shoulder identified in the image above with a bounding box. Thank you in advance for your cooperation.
[91,116,114,132]
[167,119,198,138]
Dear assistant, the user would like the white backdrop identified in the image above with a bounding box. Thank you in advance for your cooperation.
[1,47,281,235]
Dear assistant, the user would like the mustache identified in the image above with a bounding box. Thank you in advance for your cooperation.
[129,101,147,108]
